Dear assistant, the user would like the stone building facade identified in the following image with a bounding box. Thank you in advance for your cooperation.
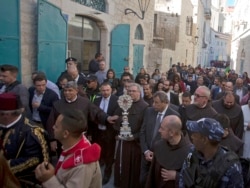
[152,0,195,72]
[231,0,250,74]
[2,0,225,86]
[2,0,156,86]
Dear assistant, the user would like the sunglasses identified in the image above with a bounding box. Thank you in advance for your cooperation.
[194,93,206,98]
[87,80,94,84]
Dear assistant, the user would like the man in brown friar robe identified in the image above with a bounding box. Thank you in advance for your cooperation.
[215,114,243,156]
[46,81,118,152]
[114,83,148,188]
[212,91,244,139]
[185,86,217,123]
[146,115,191,188]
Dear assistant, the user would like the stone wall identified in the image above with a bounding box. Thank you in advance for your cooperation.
[20,0,38,86]
[149,0,194,74]
[19,0,201,84]
[19,0,155,84]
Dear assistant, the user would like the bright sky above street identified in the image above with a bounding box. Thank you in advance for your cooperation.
[227,0,235,6]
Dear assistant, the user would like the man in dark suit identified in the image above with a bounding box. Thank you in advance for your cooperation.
[140,91,180,187]
[29,74,59,128]
[93,82,119,185]
[211,76,223,100]
[163,80,180,106]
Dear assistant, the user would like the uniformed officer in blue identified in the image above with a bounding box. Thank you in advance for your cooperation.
[179,118,244,188]
[0,93,49,186]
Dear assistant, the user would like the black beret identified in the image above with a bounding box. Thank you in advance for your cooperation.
[86,74,98,81]
[65,57,77,63]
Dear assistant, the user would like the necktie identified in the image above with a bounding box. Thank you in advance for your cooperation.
[151,113,162,146]
[98,99,107,130]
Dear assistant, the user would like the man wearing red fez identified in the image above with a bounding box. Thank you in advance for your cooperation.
[0,93,49,187]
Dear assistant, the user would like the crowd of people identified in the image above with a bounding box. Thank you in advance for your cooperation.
[0,54,250,188]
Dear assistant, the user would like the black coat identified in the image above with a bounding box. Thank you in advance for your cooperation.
[29,87,59,127]
[140,106,180,153]
[93,94,119,138]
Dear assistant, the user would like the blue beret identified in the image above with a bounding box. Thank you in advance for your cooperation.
[186,118,224,141]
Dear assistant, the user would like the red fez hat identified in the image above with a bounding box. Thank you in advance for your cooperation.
[0,93,23,111]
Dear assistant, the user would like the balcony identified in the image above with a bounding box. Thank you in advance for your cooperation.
[204,8,211,20]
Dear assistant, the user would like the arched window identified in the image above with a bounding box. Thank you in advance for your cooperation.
[76,0,106,12]
[134,24,144,40]
[186,16,193,36]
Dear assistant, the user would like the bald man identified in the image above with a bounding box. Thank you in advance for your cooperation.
[145,115,191,188]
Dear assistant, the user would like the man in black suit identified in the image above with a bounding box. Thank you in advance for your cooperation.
[163,80,180,106]
[29,74,59,128]
[139,91,180,187]
[93,82,119,185]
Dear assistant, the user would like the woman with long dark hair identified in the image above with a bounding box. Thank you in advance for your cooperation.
[104,69,120,94]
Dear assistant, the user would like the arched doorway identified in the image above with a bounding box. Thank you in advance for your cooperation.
[68,16,101,73]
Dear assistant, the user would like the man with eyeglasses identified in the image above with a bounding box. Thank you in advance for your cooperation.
[84,74,100,102]
[184,86,217,124]
[140,91,180,187]
[114,83,148,188]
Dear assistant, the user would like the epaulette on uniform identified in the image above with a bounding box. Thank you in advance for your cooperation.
[24,118,50,163]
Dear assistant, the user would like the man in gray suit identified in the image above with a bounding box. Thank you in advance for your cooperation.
[140,91,180,187]
[234,77,248,103]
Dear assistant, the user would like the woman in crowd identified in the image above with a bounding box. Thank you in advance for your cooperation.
[173,82,183,104]
[172,74,186,93]
[135,68,150,84]
[104,68,120,94]
[154,81,164,92]
[151,69,161,82]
